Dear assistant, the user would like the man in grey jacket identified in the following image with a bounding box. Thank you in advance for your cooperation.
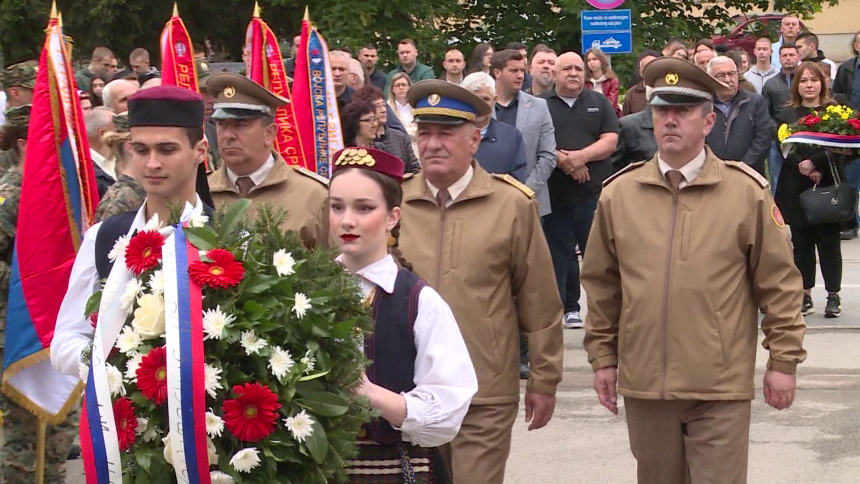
[706,56,772,176]
[492,49,556,218]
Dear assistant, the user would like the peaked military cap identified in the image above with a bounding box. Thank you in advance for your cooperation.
[407,79,491,125]
[206,73,287,120]
[643,57,728,106]
[1,61,38,90]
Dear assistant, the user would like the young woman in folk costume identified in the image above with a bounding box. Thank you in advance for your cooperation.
[328,147,478,483]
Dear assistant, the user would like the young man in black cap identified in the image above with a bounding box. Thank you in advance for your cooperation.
[582,57,806,484]
[52,85,211,376]
[205,72,329,249]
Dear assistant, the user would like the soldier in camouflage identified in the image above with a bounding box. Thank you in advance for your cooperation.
[0,105,80,484]
[95,112,146,221]
[0,61,37,177]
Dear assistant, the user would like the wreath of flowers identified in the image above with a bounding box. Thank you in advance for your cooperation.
[82,203,373,483]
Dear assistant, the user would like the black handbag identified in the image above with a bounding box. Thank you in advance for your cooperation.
[799,153,857,225]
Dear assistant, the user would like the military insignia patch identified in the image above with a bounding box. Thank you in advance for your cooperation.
[0,196,5,206]
[772,204,785,228]
[223,85,236,98]
[428,94,441,106]
[665,72,680,85]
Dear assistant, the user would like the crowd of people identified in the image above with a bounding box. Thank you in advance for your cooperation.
[0,10,858,484]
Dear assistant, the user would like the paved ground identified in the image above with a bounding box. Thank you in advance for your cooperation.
[34,238,860,483]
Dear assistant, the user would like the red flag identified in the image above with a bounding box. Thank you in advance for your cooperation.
[245,6,308,168]
[160,4,198,92]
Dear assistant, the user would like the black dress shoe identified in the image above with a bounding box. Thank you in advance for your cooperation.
[841,229,858,240]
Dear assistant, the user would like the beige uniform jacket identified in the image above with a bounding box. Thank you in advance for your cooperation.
[208,153,329,249]
[400,163,564,405]
[582,149,807,401]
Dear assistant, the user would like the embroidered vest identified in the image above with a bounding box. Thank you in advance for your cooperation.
[364,268,427,444]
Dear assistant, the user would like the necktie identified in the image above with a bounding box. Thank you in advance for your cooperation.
[236,176,255,198]
[666,170,684,192]
[436,188,451,210]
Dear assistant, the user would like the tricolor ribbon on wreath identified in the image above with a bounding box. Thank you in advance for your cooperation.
[80,205,211,484]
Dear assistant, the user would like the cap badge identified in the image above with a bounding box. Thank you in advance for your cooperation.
[428,94,441,106]
[335,148,376,167]
[665,72,680,86]
[224,85,236,98]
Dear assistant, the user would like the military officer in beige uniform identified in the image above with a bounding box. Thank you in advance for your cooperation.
[206,73,328,248]
[398,80,564,484]
[582,57,807,484]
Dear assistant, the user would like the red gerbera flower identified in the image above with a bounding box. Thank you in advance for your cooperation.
[803,115,822,127]
[849,118,860,130]
[188,249,244,289]
[136,346,168,405]
[125,230,165,276]
[89,312,98,329]
[113,397,138,451]
[222,382,282,442]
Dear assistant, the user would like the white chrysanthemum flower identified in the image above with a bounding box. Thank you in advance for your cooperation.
[135,417,148,435]
[188,213,209,228]
[124,352,144,381]
[230,448,261,473]
[106,363,125,397]
[108,234,131,263]
[301,350,316,374]
[135,417,159,443]
[204,364,223,398]
[205,410,225,438]
[115,327,142,354]
[272,249,296,277]
[292,293,312,319]
[120,279,144,312]
[209,471,234,484]
[202,306,236,341]
[268,346,294,380]
[240,331,268,356]
[79,362,90,384]
[283,410,315,443]
[148,270,165,296]
[143,213,163,232]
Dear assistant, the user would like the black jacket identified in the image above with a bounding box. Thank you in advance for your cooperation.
[774,105,856,229]
[610,106,657,173]
[762,71,792,121]
[833,55,858,100]
[93,163,114,199]
[376,128,420,175]
[706,89,772,175]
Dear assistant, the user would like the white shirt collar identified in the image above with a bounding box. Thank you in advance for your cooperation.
[130,195,205,233]
[226,153,275,194]
[90,148,116,180]
[657,149,707,189]
[335,254,398,295]
[426,166,474,208]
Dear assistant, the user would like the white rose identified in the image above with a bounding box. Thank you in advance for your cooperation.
[163,433,218,466]
[132,294,165,339]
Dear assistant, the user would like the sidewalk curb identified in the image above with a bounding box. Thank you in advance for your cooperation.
[805,325,860,332]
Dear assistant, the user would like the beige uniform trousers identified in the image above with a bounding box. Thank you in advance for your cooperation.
[625,397,752,484]
[439,402,519,484]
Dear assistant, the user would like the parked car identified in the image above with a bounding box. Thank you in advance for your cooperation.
[712,13,805,58]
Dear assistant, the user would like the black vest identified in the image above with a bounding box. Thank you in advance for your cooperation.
[364,269,427,444]
[94,206,215,280]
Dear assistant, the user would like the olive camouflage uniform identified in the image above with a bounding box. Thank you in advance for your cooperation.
[0,106,79,484]
[0,62,35,179]
[95,173,146,221]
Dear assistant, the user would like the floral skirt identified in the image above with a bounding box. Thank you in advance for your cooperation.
[344,438,435,484]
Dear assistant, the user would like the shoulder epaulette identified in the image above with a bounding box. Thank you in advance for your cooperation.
[724,160,769,189]
[294,167,330,186]
[491,174,534,198]
[603,160,648,186]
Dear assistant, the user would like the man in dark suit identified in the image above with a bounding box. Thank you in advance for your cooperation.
[463,73,527,181]
[611,106,657,173]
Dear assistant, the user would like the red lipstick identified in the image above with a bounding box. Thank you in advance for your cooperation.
[341,234,360,242]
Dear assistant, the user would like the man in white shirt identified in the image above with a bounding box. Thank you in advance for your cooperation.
[744,37,779,94]
[441,49,466,84]
[205,73,329,249]
[52,85,211,376]
[85,106,117,197]
[771,14,802,71]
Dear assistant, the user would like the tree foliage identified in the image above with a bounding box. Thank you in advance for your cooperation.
[0,0,838,84]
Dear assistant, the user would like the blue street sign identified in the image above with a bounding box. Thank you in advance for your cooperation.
[582,31,633,54]
[581,9,632,31]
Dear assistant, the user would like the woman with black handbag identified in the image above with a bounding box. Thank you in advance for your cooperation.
[775,62,858,318]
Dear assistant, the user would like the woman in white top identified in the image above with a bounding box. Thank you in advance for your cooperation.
[387,72,416,142]
[329,146,477,484]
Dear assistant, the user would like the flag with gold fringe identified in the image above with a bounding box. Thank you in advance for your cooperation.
[160,3,199,92]
[2,2,96,427]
